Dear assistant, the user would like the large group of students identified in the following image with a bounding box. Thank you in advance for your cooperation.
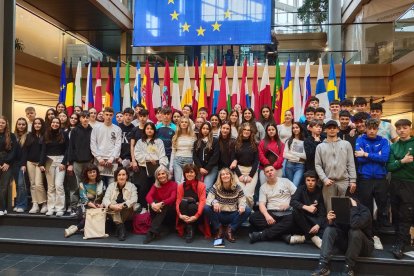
[0,96,413,276]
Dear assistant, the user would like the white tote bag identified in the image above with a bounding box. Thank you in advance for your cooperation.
[83,208,109,240]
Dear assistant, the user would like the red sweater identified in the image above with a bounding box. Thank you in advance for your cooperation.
[258,139,285,170]
[146,180,177,206]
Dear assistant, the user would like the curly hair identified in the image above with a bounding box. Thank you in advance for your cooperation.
[81,164,102,183]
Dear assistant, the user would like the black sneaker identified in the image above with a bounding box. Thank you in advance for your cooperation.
[343,264,354,276]
[311,262,330,276]
[248,232,263,244]
[391,242,405,259]
[143,232,155,244]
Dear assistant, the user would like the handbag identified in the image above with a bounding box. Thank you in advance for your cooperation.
[83,208,109,239]
[132,211,151,235]
[145,161,160,177]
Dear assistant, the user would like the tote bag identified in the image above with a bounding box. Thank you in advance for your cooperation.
[83,208,109,239]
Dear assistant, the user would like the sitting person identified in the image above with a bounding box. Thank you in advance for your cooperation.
[103,167,138,241]
[290,170,326,248]
[249,165,298,244]
[204,168,251,243]
[176,164,211,243]
[144,166,177,244]
[312,195,374,276]
[64,164,104,238]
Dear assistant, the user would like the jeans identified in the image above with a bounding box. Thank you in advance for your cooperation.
[203,205,251,232]
[284,161,305,187]
[0,168,13,211]
[202,166,218,191]
[13,167,28,210]
[173,156,193,184]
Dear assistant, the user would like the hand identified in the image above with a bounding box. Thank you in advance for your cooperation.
[230,160,237,170]
[98,159,105,166]
[105,159,113,167]
[304,204,317,214]
[213,203,221,213]
[131,161,138,172]
[1,163,10,172]
[96,204,103,208]
[150,160,157,165]
[265,214,276,225]
[350,198,357,207]
[401,152,414,164]
[349,182,357,194]
[324,178,334,186]
[354,149,366,158]
[327,210,336,224]
[238,175,246,183]
[87,202,97,208]
[39,166,46,172]
[349,129,356,137]
[21,166,26,173]
[67,165,73,174]
[59,164,65,171]
[200,168,208,176]
[309,224,320,234]
[179,214,190,221]
[110,204,123,211]
[238,206,245,214]
[187,216,197,223]
[244,176,252,183]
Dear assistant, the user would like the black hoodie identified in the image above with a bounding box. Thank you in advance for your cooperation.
[67,124,93,164]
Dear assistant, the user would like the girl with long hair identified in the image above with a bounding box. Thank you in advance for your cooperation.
[64,164,104,238]
[44,108,58,126]
[193,122,219,191]
[278,110,293,143]
[241,108,265,144]
[22,118,47,214]
[204,168,251,242]
[170,117,196,184]
[259,105,276,130]
[218,108,229,125]
[172,110,183,125]
[56,102,66,114]
[12,118,29,212]
[209,114,221,138]
[217,121,235,170]
[258,123,285,185]
[39,117,69,216]
[134,122,168,207]
[230,122,259,208]
[58,111,70,131]
[283,122,306,187]
[229,110,240,139]
[0,116,17,216]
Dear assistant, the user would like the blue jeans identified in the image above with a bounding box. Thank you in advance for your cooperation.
[13,167,28,210]
[285,161,305,187]
[173,156,193,184]
[202,166,218,191]
[204,205,251,232]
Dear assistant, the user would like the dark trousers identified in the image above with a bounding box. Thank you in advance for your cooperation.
[0,169,13,211]
[320,226,373,268]
[149,205,175,234]
[390,178,414,245]
[204,205,251,232]
[292,209,324,238]
[357,178,388,224]
[133,166,155,208]
[249,211,293,240]
[179,200,198,217]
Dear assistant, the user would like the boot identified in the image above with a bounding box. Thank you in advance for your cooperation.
[64,225,78,238]
[249,231,264,244]
[214,225,224,239]
[117,223,126,241]
[225,225,236,243]
[29,203,39,214]
[143,231,156,244]
[185,224,194,243]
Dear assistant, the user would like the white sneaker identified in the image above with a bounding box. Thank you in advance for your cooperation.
[45,210,54,216]
[64,225,78,238]
[373,235,383,250]
[56,211,64,217]
[290,235,306,244]
[13,207,18,212]
[29,203,39,214]
[0,210,6,216]
[67,207,72,213]
[40,204,48,214]
[311,236,323,248]
[15,208,25,213]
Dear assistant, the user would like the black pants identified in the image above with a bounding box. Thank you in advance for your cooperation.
[133,166,155,207]
[357,178,388,224]
[179,200,198,217]
[292,209,324,239]
[390,178,414,245]
[249,211,293,240]
[149,205,175,234]
[320,227,373,268]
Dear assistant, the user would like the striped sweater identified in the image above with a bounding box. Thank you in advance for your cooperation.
[206,184,247,212]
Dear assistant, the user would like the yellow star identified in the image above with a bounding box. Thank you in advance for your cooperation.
[224,9,232,19]
[170,10,179,20]
[196,26,206,36]
[168,0,174,4]
[182,22,191,32]
[212,21,221,31]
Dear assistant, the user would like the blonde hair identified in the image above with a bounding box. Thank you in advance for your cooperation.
[154,165,171,188]
[214,168,237,191]
[172,116,195,149]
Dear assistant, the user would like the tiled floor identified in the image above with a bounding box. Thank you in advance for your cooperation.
[0,253,324,276]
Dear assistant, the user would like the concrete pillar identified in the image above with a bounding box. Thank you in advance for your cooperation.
[328,0,342,61]
[0,0,15,119]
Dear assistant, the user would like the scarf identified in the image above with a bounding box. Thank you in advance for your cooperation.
[184,179,198,192]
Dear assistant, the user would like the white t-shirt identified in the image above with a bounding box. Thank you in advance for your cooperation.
[259,177,297,210]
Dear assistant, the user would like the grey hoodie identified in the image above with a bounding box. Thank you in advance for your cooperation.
[315,138,356,183]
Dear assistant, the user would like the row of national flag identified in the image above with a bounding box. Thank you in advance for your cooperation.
[59,57,347,124]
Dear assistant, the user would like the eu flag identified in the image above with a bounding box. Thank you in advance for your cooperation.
[133,0,271,46]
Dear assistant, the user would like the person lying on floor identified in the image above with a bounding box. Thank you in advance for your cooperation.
[249,165,300,244]
[290,170,326,248]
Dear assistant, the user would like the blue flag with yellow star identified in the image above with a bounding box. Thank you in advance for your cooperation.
[133,0,271,46]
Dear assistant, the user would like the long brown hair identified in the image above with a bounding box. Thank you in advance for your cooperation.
[195,122,213,151]
[235,122,257,152]
[14,117,28,146]
[172,116,194,149]
[0,116,12,151]
[44,118,64,144]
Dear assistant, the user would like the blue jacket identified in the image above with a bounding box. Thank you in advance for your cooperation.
[355,134,390,179]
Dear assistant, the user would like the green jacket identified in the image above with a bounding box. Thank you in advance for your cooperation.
[387,136,414,182]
